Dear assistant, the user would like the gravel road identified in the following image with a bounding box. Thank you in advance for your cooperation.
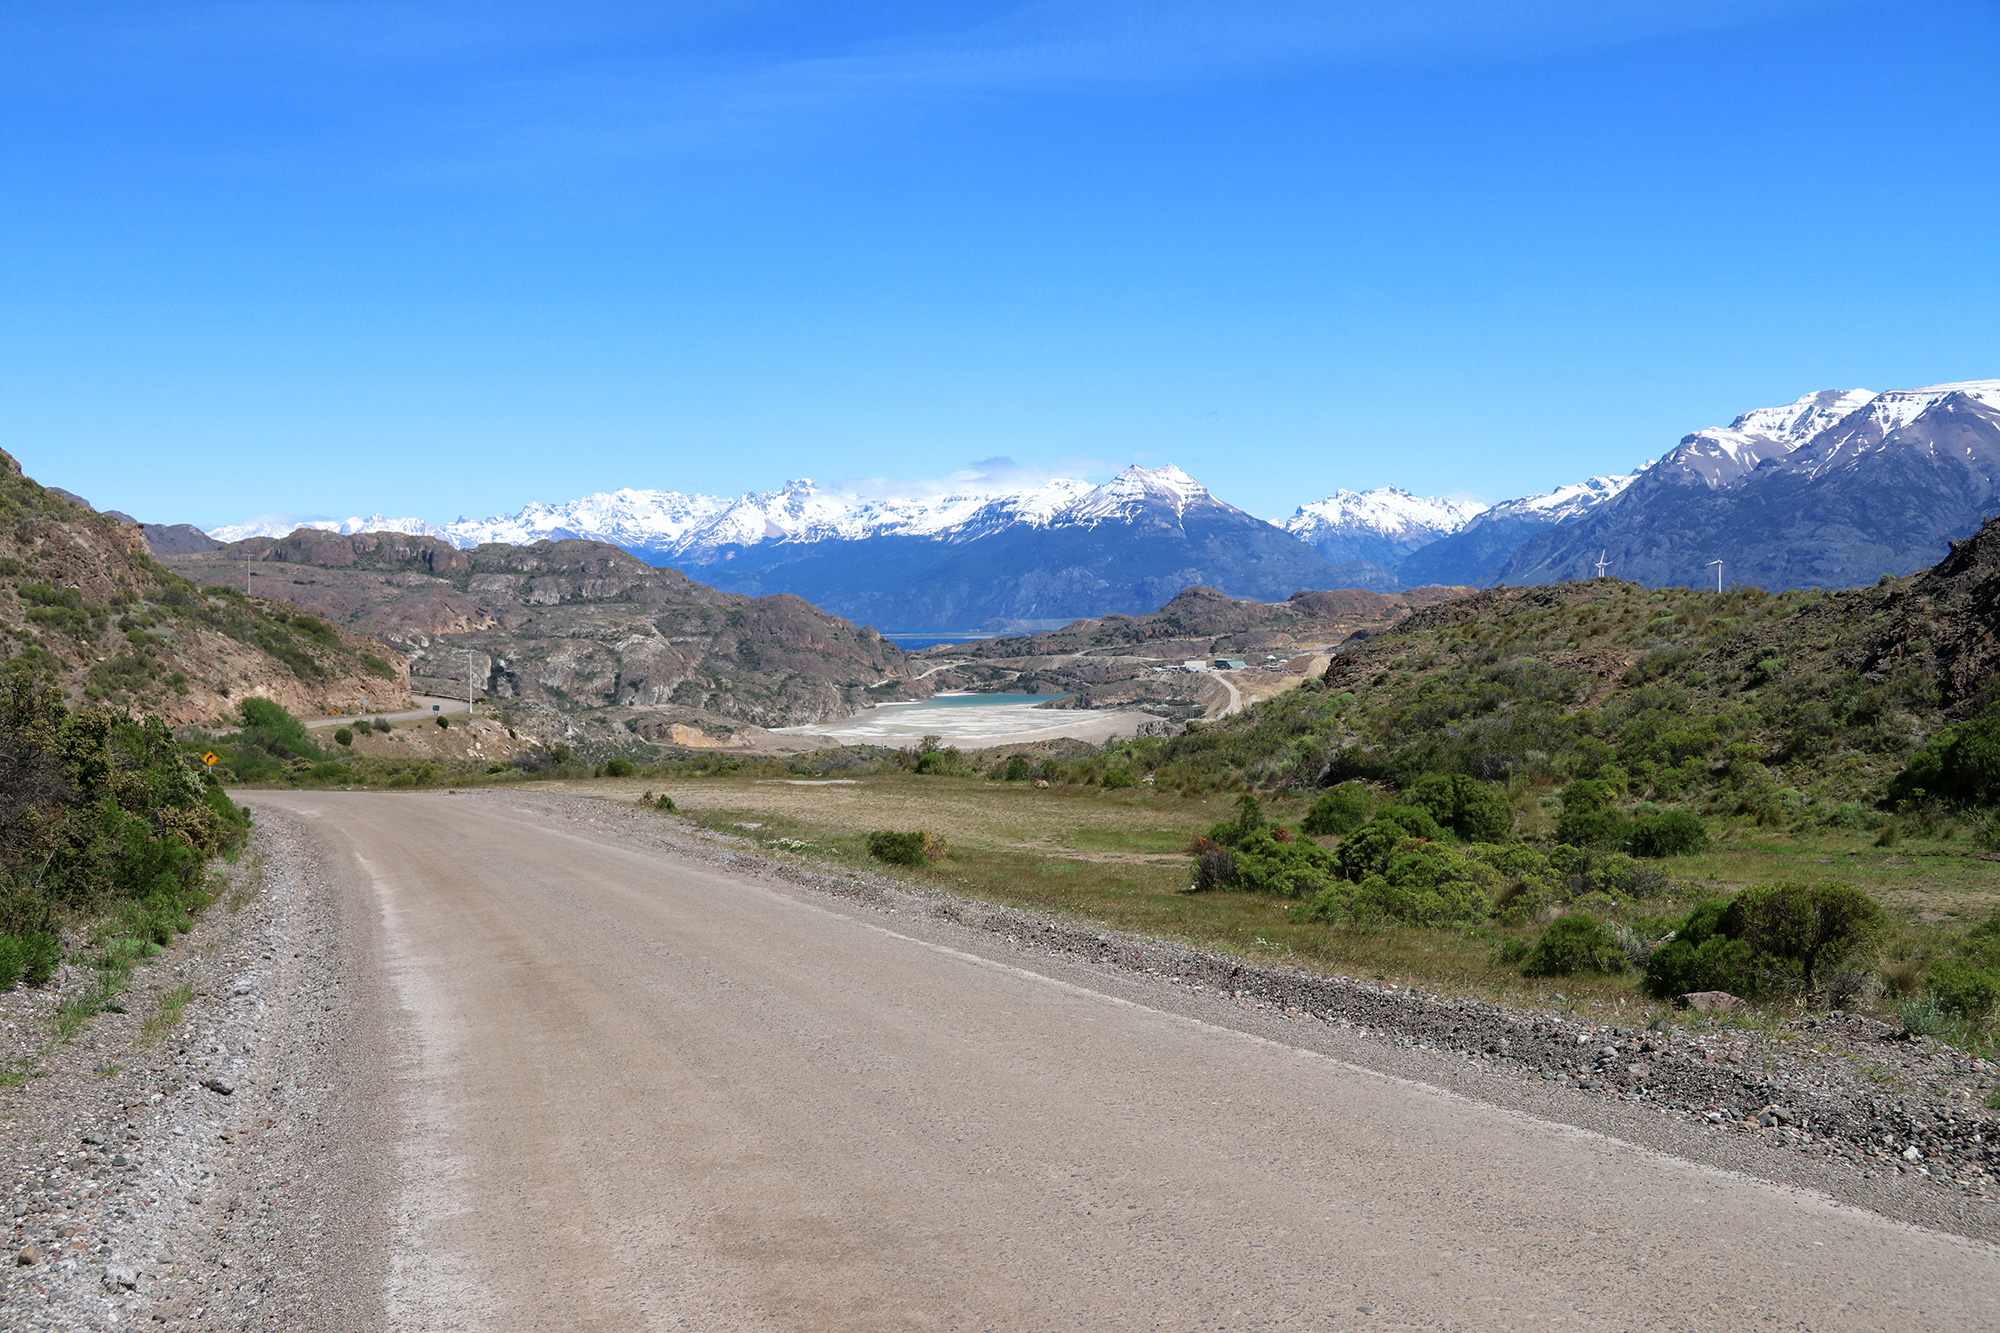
[8,788,2000,1330]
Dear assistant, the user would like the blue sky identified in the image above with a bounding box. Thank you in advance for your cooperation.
[5,1,1996,527]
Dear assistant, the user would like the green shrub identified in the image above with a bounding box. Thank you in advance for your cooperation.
[1928,961,2000,1020]
[867,830,941,866]
[436,715,450,729]
[234,697,322,762]
[1405,772,1514,843]
[20,932,57,986]
[0,935,22,991]
[1301,783,1370,837]
[1642,881,1885,1000]
[656,794,676,811]
[1521,915,1627,976]
[334,727,354,747]
[1889,700,2000,807]
[1896,993,1953,1038]
[915,750,950,775]
[601,758,636,778]
[1223,828,1339,899]
[1724,880,1886,993]
[1626,810,1709,858]
[1003,755,1032,781]
[1102,766,1136,789]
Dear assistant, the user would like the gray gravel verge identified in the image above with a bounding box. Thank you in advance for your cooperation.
[0,810,378,1331]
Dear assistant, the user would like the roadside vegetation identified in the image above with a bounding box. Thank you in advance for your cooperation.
[0,662,247,1046]
[199,559,2000,1052]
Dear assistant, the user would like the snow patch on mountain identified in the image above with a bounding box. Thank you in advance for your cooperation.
[207,513,446,543]
[1470,471,1647,528]
[1281,488,1484,546]
[207,465,1234,558]
[1666,388,1875,488]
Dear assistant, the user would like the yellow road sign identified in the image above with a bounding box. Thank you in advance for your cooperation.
[202,752,219,767]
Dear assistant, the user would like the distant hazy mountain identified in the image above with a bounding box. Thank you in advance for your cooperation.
[1498,380,2000,590]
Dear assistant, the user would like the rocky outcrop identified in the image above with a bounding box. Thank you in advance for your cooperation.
[163,532,924,727]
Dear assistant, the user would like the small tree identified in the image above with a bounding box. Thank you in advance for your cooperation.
[333,727,354,747]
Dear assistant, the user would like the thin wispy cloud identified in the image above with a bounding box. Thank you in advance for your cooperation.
[834,454,1108,501]
[4,0,1858,172]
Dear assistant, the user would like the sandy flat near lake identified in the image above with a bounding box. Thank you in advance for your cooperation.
[775,698,1154,748]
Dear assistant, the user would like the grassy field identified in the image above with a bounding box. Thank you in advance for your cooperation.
[549,771,2000,1027]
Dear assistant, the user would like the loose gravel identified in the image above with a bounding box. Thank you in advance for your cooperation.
[3,784,1995,1333]
[0,815,370,1331]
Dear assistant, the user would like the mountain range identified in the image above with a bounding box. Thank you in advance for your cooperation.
[1497,380,2000,589]
[188,375,1999,622]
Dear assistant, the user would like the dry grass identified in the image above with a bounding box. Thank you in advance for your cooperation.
[546,771,2000,1024]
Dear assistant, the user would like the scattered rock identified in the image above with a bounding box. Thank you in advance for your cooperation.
[201,1074,236,1095]
[1678,990,1749,1013]
[103,1264,139,1292]
[13,1245,42,1267]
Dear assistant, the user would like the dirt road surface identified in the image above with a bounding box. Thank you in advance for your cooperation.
[255,791,2000,1330]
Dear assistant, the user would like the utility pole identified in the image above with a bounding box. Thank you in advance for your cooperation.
[1707,559,1723,593]
[1594,549,1610,579]
[467,650,479,719]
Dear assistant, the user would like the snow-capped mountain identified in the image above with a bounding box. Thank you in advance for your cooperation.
[1470,471,1645,527]
[1388,469,1644,589]
[1499,379,2000,590]
[208,513,449,543]
[1281,488,1486,568]
[654,465,1338,628]
[1662,388,1877,489]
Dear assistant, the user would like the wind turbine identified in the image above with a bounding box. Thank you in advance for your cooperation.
[1706,559,1723,593]
[1593,550,1610,579]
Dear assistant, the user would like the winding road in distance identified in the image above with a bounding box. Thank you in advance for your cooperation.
[255,790,2000,1331]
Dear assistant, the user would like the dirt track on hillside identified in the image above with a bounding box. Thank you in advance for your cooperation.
[229,790,2000,1330]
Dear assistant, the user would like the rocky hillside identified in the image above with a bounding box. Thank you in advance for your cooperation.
[917,584,1473,713]
[0,453,410,725]
[1146,517,2000,807]
[161,530,924,726]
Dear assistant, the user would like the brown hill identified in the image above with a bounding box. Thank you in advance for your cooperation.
[162,529,924,727]
[0,454,410,724]
[916,584,1475,714]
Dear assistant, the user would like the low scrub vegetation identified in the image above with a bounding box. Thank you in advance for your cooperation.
[0,662,247,995]
[868,830,949,866]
